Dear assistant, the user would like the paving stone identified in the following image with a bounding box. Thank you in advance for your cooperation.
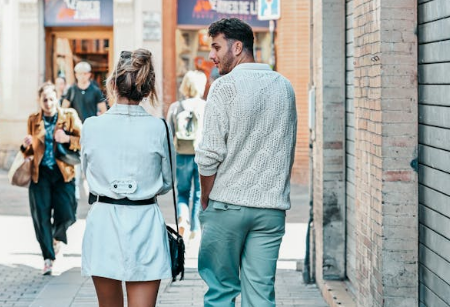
[0,168,328,306]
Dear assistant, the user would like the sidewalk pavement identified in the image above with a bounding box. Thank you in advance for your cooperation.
[0,169,328,307]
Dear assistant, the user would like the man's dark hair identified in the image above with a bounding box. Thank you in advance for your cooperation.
[208,18,254,55]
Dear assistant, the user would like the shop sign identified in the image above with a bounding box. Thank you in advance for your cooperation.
[257,0,280,20]
[178,0,270,29]
[143,12,161,41]
[44,0,113,27]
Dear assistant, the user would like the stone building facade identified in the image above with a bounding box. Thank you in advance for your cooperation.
[0,0,164,167]
[1,0,311,186]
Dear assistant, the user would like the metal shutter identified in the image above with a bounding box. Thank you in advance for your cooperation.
[418,1,450,306]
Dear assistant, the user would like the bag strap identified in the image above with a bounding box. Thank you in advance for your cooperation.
[161,118,179,233]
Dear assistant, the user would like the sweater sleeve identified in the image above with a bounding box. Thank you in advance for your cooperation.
[195,82,229,176]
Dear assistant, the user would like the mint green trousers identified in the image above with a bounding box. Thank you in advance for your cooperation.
[198,200,286,307]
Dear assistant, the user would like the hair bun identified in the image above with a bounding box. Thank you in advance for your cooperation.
[106,48,157,104]
[129,49,154,92]
[131,49,152,69]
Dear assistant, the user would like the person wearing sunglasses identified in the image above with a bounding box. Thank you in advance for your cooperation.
[81,49,174,307]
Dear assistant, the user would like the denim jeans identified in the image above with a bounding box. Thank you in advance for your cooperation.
[176,154,200,231]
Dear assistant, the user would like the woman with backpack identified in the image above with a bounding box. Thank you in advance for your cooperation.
[167,70,207,241]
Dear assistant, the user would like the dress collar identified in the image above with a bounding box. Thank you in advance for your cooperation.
[106,103,151,116]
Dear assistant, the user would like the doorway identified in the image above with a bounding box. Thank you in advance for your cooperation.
[45,27,114,93]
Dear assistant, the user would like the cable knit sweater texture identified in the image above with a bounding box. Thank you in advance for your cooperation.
[195,63,297,210]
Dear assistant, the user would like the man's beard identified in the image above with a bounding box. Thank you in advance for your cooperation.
[219,49,234,75]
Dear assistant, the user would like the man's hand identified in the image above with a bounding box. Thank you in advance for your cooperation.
[200,174,216,211]
[54,129,70,143]
[201,196,209,211]
[97,102,107,115]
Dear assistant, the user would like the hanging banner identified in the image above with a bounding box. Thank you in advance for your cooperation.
[44,0,113,27]
[178,0,270,29]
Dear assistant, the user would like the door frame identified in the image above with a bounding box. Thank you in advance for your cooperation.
[45,27,114,82]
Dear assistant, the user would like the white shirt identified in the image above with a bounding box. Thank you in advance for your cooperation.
[195,63,297,210]
[81,103,175,200]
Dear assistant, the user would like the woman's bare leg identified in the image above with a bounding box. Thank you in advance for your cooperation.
[92,276,124,307]
[126,280,161,307]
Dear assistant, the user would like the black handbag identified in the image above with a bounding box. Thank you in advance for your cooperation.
[55,142,81,165]
[162,118,185,281]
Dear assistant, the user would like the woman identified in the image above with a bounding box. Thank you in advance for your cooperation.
[166,70,206,240]
[21,82,81,275]
[81,49,174,307]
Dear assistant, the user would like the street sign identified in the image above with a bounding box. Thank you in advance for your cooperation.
[257,0,280,20]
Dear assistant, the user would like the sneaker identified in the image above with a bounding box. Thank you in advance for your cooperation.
[189,231,197,240]
[53,240,61,256]
[178,217,189,237]
[42,259,52,276]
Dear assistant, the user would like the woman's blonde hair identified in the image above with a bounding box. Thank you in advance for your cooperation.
[179,70,207,98]
[106,48,157,104]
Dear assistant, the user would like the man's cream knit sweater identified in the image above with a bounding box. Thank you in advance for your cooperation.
[195,63,297,210]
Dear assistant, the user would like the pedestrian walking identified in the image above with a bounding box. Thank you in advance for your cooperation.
[167,70,207,240]
[81,49,174,307]
[195,18,297,307]
[55,76,67,106]
[62,61,106,122]
[21,82,81,275]
[62,61,106,201]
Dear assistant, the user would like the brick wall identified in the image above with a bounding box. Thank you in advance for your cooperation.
[311,0,418,306]
[276,0,310,185]
[353,0,383,305]
[352,0,418,306]
[311,0,347,284]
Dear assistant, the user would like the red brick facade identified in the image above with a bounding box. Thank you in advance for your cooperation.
[276,0,311,185]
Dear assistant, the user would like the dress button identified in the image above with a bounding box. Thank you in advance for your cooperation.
[224,204,228,209]
[114,184,117,188]
[129,184,132,188]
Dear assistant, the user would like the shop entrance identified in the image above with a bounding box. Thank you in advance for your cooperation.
[45,28,113,92]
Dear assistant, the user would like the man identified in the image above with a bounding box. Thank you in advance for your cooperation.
[62,62,106,201]
[62,62,106,122]
[195,18,297,307]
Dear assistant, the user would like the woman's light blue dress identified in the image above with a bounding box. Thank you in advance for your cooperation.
[81,104,174,281]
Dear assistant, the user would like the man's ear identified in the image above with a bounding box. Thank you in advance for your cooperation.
[233,41,243,56]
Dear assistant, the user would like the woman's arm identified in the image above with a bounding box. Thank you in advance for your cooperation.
[160,120,176,195]
[21,116,34,156]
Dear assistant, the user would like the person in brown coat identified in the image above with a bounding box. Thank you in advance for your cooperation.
[21,82,82,275]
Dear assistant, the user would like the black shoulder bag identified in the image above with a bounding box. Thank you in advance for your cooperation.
[162,118,185,281]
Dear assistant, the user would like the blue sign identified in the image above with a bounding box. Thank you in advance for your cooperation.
[178,0,270,29]
[258,0,280,20]
[44,0,113,27]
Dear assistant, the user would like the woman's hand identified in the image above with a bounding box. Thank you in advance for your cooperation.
[54,129,70,144]
[22,135,32,148]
